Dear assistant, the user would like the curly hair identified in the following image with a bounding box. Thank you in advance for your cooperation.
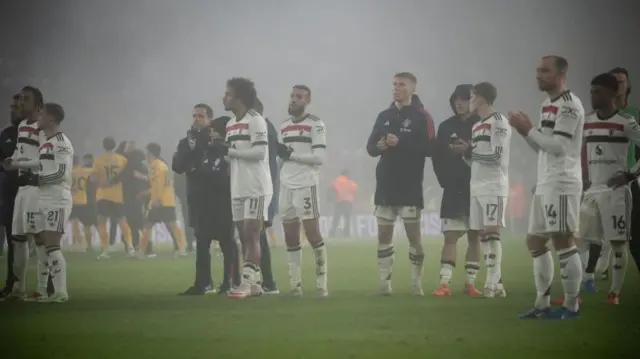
[227,77,257,108]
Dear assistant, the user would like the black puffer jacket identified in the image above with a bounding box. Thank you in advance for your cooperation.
[366,94,436,208]
[432,84,480,219]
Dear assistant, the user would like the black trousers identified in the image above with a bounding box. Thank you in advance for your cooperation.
[630,182,640,272]
[260,227,276,289]
[2,224,16,291]
[329,201,353,237]
[194,233,239,290]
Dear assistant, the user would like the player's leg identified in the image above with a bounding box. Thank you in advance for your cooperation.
[10,188,37,298]
[70,210,82,250]
[137,210,155,258]
[602,187,632,304]
[548,194,582,318]
[161,206,186,256]
[481,196,507,298]
[463,229,482,295]
[95,200,111,258]
[82,211,96,251]
[433,221,463,296]
[519,195,554,318]
[299,186,328,297]
[39,207,71,303]
[629,181,640,271]
[576,192,601,294]
[281,188,303,295]
[374,206,397,295]
[228,197,266,299]
[400,208,424,296]
[115,202,134,254]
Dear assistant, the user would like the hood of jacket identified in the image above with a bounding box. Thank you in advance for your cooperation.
[449,84,473,114]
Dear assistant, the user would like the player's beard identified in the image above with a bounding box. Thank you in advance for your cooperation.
[288,105,304,117]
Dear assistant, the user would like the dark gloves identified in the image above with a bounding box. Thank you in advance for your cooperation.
[277,143,292,160]
[607,171,635,189]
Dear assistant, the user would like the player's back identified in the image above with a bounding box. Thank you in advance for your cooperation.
[225,109,272,198]
[536,91,585,194]
[39,133,74,204]
[93,151,127,203]
[470,112,510,197]
[584,110,637,192]
[149,158,175,207]
[72,166,93,205]
[279,114,326,189]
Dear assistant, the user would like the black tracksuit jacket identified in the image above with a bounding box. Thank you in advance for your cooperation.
[366,94,436,208]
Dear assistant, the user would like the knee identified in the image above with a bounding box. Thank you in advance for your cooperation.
[526,234,548,252]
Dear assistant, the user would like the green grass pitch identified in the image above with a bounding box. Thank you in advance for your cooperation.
[1,238,638,359]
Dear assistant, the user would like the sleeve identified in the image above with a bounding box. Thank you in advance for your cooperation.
[228,116,268,161]
[431,121,448,188]
[526,101,583,156]
[172,138,196,174]
[366,113,384,157]
[623,118,640,176]
[470,117,511,163]
[394,109,436,157]
[290,120,326,166]
[40,140,72,185]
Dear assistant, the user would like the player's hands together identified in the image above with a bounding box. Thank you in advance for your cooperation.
[376,136,388,152]
[449,139,470,155]
[507,111,533,136]
[606,171,634,189]
[277,143,293,160]
[386,134,399,147]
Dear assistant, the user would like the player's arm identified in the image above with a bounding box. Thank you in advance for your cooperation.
[290,120,326,166]
[526,103,582,156]
[431,121,449,188]
[470,117,511,164]
[623,119,640,177]
[39,142,72,185]
[366,113,385,157]
[10,157,40,170]
[228,116,268,161]
[149,165,165,204]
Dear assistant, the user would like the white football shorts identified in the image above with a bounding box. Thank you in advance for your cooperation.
[469,195,507,230]
[231,195,272,222]
[580,187,631,242]
[440,217,469,233]
[12,185,40,236]
[528,193,580,236]
[35,206,72,233]
[279,185,320,222]
[374,206,421,224]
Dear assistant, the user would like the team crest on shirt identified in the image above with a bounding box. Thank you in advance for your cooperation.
[401,119,412,133]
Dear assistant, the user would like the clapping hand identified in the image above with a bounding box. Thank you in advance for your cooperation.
[507,111,533,136]
[386,134,399,147]
[376,136,388,152]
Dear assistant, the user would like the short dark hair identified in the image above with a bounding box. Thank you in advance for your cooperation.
[21,86,44,109]
[227,77,257,108]
[293,84,311,97]
[253,98,264,115]
[591,73,619,93]
[609,67,632,96]
[43,102,64,124]
[194,103,213,119]
[543,55,569,73]
[472,82,498,105]
[146,142,161,157]
[103,137,116,151]
[394,72,417,84]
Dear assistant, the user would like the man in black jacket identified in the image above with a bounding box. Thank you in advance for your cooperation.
[366,72,436,296]
[431,84,483,297]
[173,104,239,295]
[0,94,21,297]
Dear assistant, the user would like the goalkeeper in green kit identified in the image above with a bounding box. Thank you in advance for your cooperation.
[588,68,640,279]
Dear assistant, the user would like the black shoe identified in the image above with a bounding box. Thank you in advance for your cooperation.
[217,284,231,295]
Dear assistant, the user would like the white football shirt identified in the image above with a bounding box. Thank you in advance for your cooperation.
[279,114,326,189]
[39,132,74,206]
[12,119,45,176]
[469,112,511,197]
[226,109,273,198]
[583,111,640,192]
[529,91,585,195]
